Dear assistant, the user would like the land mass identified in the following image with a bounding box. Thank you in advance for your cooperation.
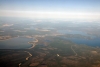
[0,36,100,67]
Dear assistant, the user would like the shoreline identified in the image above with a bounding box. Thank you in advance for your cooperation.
[28,38,38,49]
[0,36,19,41]
[28,43,35,49]
[0,37,14,41]
[18,38,38,67]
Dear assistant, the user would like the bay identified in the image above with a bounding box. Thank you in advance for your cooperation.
[0,37,33,49]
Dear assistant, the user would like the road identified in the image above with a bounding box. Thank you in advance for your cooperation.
[71,45,77,56]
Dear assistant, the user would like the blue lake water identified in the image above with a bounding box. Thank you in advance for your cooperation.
[58,30,88,36]
[58,30,100,47]
[64,37,100,47]
[0,37,33,49]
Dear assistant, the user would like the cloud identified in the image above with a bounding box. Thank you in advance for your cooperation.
[0,10,100,21]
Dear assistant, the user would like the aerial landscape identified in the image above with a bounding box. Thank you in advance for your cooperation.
[0,0,100,67]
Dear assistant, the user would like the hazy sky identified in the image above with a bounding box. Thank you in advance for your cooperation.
[0,0,100,21]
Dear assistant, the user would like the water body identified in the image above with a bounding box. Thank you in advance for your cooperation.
[0,37,33,49]
[58,30,100,47]
[58,30,88,36]
[64,37,100,47]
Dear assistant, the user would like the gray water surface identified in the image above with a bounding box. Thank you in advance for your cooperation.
[0,37,33,49]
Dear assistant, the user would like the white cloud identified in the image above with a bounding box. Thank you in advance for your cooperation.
[0,10,100,21]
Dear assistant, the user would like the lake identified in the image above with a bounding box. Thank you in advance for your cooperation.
[0,37,33,49]
[58,30,88,36]
[64,37,100,47]
[58,30,100,47]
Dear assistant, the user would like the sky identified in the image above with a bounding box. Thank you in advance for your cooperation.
[0,0,100,21]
